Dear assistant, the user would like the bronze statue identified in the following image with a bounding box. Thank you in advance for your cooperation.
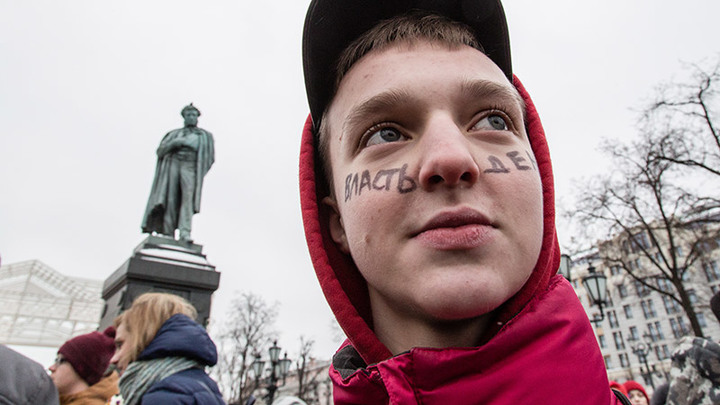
[141,103,214,242]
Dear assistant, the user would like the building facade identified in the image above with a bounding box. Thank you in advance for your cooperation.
[568,225,720,390]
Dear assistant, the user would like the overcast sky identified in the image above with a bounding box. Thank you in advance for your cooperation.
[1,0,719,363]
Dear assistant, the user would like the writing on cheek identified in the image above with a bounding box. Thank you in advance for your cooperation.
[486,150,538,173]
[343,150,538,201]
[345,163,417,202]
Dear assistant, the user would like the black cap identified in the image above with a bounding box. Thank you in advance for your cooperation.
[302,0,512,129]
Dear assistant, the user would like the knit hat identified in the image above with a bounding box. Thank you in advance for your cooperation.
[623,380,649,403]
[609,380,628,395]
[57,326,116,385]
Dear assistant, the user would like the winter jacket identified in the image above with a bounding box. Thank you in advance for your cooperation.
[133,314,225,404]
[666,336,720,405]
[59,372,119,405]
[299,71,621,403]
[0,345,59,405]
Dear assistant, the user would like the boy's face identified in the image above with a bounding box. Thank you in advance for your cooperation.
[323,42,543,327]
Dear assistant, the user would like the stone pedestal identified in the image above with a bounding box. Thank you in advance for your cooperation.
[99,235,220,329]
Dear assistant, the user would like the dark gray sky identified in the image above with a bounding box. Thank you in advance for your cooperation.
[1,0,718,361]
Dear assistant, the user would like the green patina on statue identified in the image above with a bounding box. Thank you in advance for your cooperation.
[141,103,214,242]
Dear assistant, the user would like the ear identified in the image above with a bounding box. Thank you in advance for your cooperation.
[322,196,350,254]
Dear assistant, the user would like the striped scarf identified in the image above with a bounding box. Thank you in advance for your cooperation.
[119,356,202,405]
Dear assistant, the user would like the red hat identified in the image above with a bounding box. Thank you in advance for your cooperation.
[609,380,628,395]
[623,380,649,402]
[58,326,116,385]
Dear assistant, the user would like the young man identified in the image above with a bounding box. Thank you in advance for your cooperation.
[49,327,119,405]
[300,1,624,403]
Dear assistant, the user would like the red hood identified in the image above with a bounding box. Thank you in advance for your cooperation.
[299,76,560,365]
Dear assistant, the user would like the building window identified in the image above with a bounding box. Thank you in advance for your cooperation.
[623,304,634,319]
[654,321,665,340]
[608,310,619,328]
[619,353,630,367]
[634,280,650,297]
[688,290,698,305]
[670,317,689,338]
[712,284,719,294]
[704,261,720,282]
[654,251,663,263]
[618,285,628,298]
[629,326,639,341]
[622,240,630,255]
[647,321,665,342]
[662,295,681,315]
[675,246,684,257]
[655,344,671,361]
[657,278,673,293]
[641,299,657,319]
[604,355,613,369]
[631,232,651,251]
[599,334,607,349]
[613,331,625,350]
[661,344,670,359]
[697,312,707,328]
[611,265,622,276]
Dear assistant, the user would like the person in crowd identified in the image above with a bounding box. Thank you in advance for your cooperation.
[110,292,225,405]
[299,0,624,402]
[0,344,59,404]
[49,327,118,405]
[650,382,669,405]
[611,380,629,397]
[623,380,649,405]
[663,291,720,404]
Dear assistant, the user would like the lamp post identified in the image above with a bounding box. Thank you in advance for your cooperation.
[558,253,572,280]
[582,264,608,325]
[629,334,656,389]
[251,340,293,404]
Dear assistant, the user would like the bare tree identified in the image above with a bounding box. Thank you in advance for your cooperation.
[643,56,720,177]
[568,132,719,338]
[294,336,327,404]
[212,292,278,405]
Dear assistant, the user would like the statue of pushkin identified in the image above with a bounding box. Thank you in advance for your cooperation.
[141,103,214,243]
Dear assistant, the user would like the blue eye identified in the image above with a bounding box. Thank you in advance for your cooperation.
[473,114,508,131]
[366,127,407,146]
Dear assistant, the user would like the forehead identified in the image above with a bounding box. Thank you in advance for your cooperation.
[115,322,127,338]
[326,42,517,134]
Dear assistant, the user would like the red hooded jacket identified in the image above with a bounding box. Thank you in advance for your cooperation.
[299,77,620,404]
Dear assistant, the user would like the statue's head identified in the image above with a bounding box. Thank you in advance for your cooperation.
[181,103,201,127]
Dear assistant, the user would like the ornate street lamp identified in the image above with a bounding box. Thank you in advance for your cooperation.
[629,334,656,389]
[251,340,293,404]
[558,253,572,280]
[582,264,608,325]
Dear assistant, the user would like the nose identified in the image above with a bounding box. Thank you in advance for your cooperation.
[109,353,118,365]
[417,117,480,190]
[49,363,56,372]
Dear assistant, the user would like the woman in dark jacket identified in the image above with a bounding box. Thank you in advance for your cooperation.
[109,292,225,405]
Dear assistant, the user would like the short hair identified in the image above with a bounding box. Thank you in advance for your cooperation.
[317,12,483,197]
[113,292,197,365]
[181,103,201,117]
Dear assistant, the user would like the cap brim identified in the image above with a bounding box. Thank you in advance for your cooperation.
[302,0,512,129]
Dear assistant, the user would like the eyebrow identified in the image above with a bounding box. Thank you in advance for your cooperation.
[342,88,412,139]
[459,79,525,110]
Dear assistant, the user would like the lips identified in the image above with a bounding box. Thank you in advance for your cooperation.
[414,208,495,250]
